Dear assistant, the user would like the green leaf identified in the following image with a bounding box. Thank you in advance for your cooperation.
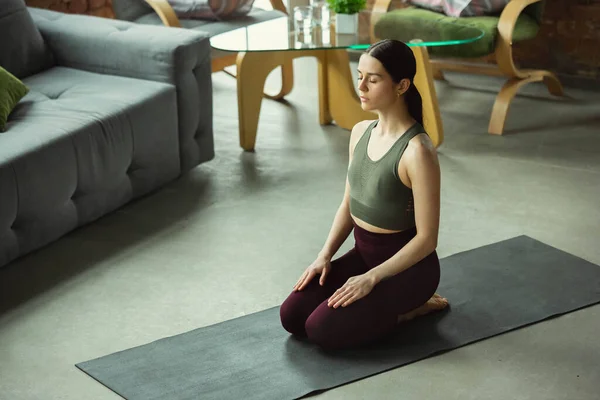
[326,0,366,14]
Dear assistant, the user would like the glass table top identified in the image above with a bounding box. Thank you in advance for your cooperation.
[210,15,484,53]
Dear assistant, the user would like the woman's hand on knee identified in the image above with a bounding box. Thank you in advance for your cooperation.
[327,274,377,308]
[293,255,332,291]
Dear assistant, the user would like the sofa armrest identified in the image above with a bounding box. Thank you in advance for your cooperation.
[28,7,215,172]
[28,7,210,83]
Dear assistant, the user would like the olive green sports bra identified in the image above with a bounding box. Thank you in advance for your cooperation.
[348,120,425,231]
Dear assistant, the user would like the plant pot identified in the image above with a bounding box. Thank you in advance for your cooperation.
[335,13,358,34]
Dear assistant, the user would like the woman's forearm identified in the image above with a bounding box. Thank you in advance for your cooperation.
[366,234,437,284]
[319,203,354,260]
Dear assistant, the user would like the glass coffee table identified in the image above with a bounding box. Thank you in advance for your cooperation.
[210,15,484,151]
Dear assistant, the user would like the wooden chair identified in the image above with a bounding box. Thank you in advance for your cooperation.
[112,0,293,100]
[370,0,564,136]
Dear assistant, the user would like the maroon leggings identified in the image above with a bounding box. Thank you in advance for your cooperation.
[279,223,440,351]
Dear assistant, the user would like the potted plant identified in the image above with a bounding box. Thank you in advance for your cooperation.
[326,0,367,34]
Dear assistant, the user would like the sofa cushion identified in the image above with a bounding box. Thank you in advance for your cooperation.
[0,67,180,266]
[0,67,29,132]
[0,0,54,79]
[374,6,540,58]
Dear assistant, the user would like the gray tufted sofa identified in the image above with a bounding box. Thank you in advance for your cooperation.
[0,0,213,268]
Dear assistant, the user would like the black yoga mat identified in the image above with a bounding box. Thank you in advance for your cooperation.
[76,235,600,400]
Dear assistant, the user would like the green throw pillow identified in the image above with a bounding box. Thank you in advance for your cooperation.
[0,66,29,132]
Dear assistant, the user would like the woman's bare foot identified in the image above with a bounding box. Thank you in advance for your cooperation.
[397,293,449,323]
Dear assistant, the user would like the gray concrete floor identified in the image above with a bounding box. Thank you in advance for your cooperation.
[1,57,599,400]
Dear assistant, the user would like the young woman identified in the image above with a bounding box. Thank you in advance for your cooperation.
[280,39,448,351]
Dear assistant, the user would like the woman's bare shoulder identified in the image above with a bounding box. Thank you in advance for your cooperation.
[349,119,377,148]
[405,133,438,165]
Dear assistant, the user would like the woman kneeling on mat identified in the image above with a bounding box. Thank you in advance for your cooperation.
[280,39,448,351]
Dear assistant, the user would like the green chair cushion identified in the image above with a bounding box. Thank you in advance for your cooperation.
[0,66,29,132]
[374,6,540,58]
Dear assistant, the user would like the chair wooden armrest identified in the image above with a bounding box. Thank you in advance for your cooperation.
[495,0,541,77]
[498,0,541,43]
[144,0,182,27]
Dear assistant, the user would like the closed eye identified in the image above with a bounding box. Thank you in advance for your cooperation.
[357,77,377,83]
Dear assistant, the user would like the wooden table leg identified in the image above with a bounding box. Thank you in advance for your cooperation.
[263,59,294,101]
[411,46,444,147]
[236,51,293,151]
[325,49,377,129]
[236,49,332,151]
[316,51,333,125]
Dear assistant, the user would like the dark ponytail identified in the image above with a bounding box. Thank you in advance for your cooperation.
[365,39,423,126]
[405,84,423,126]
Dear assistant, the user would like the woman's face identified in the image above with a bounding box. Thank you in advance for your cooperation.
[356,54,408,112]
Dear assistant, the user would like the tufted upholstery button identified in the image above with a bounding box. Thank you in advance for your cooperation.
[39,91,65,100]
[9,212,19,231]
